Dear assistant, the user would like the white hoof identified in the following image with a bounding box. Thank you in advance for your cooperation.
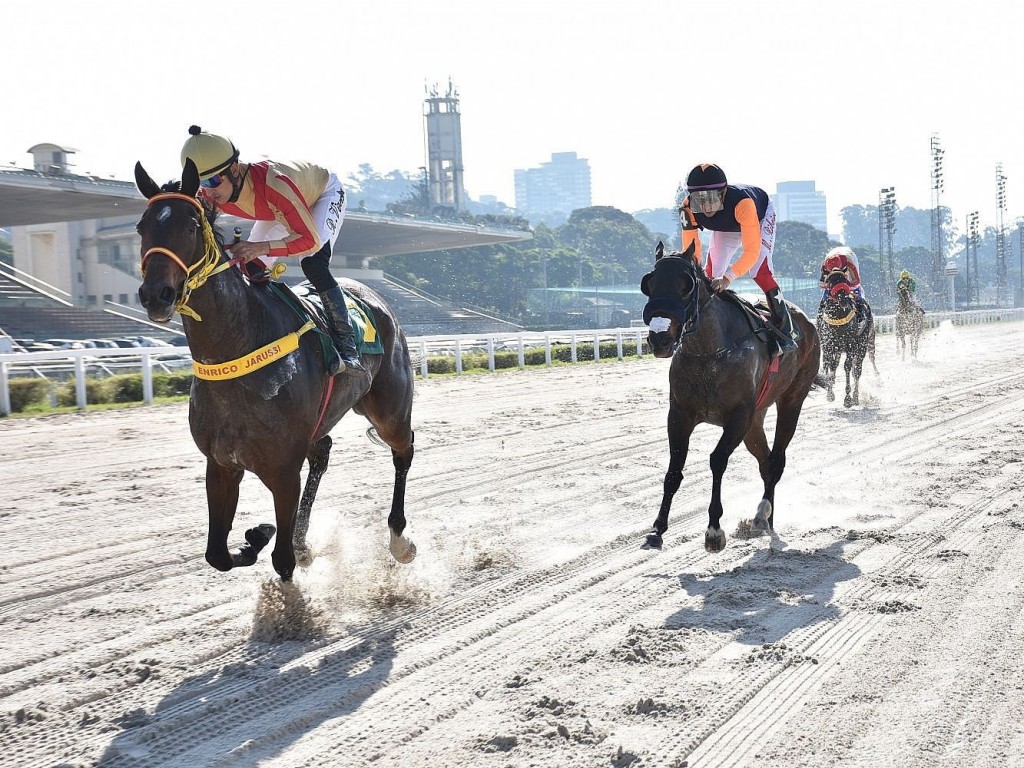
[295,543,316,569]
[389,532,417,564]
[752,499,773,532]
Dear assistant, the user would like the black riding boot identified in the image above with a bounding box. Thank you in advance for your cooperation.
[766,288,799,357]
[319,286,368,378]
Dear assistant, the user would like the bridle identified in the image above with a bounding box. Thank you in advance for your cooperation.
[140,192,238,321]
[641,256,708,343]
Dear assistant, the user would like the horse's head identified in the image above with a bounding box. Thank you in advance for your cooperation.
[640,241,703,358]
[823,269,855,307]
[135,159,221,322]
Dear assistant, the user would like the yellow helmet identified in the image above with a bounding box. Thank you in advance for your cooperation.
[900,269,910,279]
[180,125,239,179]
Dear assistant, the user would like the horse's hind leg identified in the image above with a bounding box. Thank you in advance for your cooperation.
[758,397,807,532]
[358,373,417,564]
[646,404,695,550]
[293,435,333,568]
[705,409,752,553]
[742,411,774,534]
[386,432,416,563]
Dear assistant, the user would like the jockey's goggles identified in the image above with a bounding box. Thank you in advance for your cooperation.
[200,173,227,189]
[690,189,725,215]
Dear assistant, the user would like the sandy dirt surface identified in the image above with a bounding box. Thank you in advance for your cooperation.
[2,318,1024,768]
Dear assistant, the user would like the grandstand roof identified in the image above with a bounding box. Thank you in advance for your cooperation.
[0,167,531,259]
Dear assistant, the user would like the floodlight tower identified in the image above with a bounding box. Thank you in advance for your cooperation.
[995,164,1009,306]
[878,188,897,303]
[1018,218,1024,307]
[930,135,945,303]
[967,211,980,306]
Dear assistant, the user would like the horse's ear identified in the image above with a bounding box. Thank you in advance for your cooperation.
[181,158,200,198]
[655,241,665,261]
[134,161,161,200]
[682,241,696,261]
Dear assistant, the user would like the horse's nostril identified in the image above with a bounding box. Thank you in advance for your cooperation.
[159,287,177,305]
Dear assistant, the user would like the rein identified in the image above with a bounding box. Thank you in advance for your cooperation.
[140,192,238,321]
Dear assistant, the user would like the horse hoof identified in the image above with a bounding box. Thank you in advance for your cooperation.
[844,397,853,408]
[246,524,277,549]
[753,500,773,533]
[389,533,417,564]
[704,528,726,553]
[295,545,315,569]
[642,533,663,550]
[826,391,835,402]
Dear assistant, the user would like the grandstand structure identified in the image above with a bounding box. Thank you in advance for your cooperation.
[0,144,531,344]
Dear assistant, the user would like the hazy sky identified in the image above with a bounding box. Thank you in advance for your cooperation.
[4,0,1023,237]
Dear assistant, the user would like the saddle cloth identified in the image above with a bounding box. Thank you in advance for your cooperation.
[269,281,385,358]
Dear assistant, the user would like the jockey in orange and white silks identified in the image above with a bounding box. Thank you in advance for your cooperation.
[678,163,798,356]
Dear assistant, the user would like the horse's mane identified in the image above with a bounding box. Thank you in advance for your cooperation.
[158,180,225,249]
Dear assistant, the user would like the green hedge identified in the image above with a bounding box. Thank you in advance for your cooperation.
[8,379,54,412]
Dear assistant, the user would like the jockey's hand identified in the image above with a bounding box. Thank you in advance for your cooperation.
[710,276,732,293]
[232,241,268,263]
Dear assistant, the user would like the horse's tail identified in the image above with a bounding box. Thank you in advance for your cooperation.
[365,427,388,448]
[811,372,830,390]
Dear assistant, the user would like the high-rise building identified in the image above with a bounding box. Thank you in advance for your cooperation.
[773,180,827,232]
[514,152,591,218]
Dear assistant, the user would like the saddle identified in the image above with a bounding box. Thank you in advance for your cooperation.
[266,281,384,371]
[716,289,788,350]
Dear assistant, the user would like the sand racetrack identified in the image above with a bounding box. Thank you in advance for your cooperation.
[3,318,1024,768]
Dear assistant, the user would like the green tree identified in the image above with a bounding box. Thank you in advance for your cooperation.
[773,221,835,278]
[346,163,417,212]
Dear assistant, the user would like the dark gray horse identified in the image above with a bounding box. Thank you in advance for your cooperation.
[817,270,877,407]
[641,242,820,552]
[134,160,416,581]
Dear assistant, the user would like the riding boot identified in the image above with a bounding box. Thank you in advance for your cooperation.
[766,288,800,357]
[318,286,369,379]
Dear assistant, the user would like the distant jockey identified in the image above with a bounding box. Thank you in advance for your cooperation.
[819,246,868,325]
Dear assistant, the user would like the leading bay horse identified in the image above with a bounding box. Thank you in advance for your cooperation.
[895,284,924,360]
[817,270,877,408]
[641,242,820,552]
[134,159,416,581]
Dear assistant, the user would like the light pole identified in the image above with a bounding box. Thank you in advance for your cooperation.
[930,135,945,307]
[878,187,896,305]
[996,164,1008,306]
[967,211,980,307]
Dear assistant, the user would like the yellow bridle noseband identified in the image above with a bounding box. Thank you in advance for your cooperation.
[140,192,234,321]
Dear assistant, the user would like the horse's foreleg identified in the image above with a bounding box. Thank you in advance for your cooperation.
[843,356,854,408]
[293,436,333,568]
[205,461,245,572]
[705,411,749,553]
[265,469,302,581]
[386,430,416,564]
[646,405,694,549]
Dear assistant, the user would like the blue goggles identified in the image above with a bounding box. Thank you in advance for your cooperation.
[200,173,227,189]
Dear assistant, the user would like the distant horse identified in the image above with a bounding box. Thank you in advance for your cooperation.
[817,270,877,408]
[641,241,820,552]
[134,159,416,581]
[895,284,924,360]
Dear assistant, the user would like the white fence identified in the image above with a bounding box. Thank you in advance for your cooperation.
[2,308,1023,416]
